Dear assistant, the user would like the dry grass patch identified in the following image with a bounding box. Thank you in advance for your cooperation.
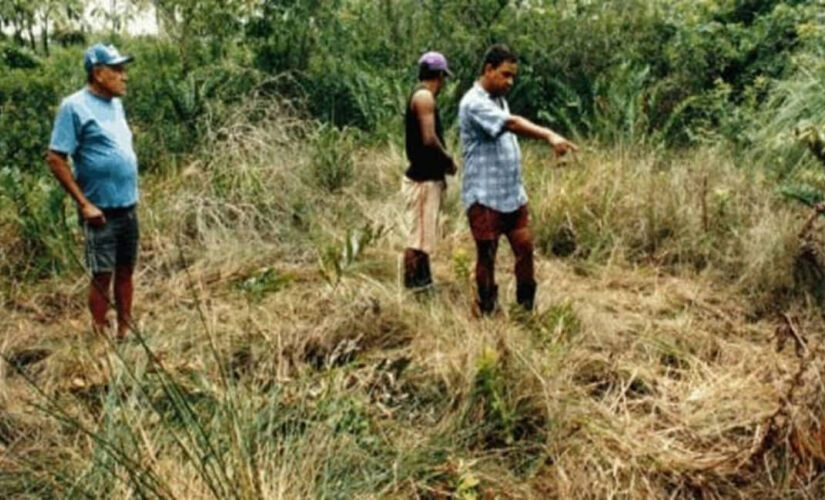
[2,108,825,497]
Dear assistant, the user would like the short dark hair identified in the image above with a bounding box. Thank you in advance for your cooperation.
[418,64,446,81]
[481,44,517,73]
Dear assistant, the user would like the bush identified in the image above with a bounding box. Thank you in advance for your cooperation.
[0,167,79,279]
[0,70,61,174]
[241,0,818,149]
[1,41,41,69]
[310,124,359,193]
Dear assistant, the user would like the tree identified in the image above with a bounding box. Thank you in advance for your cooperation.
[35,0,83,55]
[0,0,85,55]
[152,0,255,70]
[1,0,37,50]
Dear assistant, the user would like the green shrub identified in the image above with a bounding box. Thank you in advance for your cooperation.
[1,41,40,69]
[0,167,79,279]
[468,346,515,448]
[0,69,62,174]
[310,124,358,193]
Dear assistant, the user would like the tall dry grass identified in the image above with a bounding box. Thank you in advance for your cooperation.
[1,99,825,498]
[525,146,810,310]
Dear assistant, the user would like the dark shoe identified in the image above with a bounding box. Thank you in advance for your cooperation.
[403,249,416,288]
[476,284,499,316]
[404,249,422,289]
[404,248,433,290]
[516,281,537,311]
[417,253,433,288]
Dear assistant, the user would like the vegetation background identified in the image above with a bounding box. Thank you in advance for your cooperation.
[2,0,825,498]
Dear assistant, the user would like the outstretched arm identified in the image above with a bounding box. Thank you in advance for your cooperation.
[506,115,578,156]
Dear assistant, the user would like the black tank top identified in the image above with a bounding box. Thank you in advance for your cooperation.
[405,85,449,181]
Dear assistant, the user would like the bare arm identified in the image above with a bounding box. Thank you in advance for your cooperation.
[505,115,578,157]
[411,90,457,175]
[46,150,105,225]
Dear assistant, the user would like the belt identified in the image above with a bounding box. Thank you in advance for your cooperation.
[101,204,136,217]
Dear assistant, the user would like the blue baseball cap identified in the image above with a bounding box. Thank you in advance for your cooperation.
[84,43,134,73]
[418,51,453,77]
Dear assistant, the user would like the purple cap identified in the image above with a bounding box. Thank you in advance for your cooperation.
[418,51,453,77]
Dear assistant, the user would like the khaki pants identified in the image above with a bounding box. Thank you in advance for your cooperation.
[402,177,445,255]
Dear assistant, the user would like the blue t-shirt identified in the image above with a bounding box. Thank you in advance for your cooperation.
[49,88,138,209]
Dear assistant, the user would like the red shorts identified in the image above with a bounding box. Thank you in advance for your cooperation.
[467,203,529,241]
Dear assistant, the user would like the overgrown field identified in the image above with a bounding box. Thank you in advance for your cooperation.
[3,0,825,497]
[2,100,825,498]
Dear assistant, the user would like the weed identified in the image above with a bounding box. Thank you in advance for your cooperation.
[310,124,358,193]
[233,267,292,302]
[467,347,515,448]
[318,222,387,286]
[451,247,472,283]
[521,300,582,345]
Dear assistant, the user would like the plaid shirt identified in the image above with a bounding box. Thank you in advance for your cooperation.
[459,82,526,213]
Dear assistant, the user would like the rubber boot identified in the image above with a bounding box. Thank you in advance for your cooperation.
[403,248,422,289]
[416,253,434,290]
[477,284,499,316]
[404,249,433,290]
[516,281,537,312]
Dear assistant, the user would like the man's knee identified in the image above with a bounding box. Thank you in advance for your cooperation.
[114,266,134,280]
[516,239,534,258]
[475,240,498,263]
[509,227,534,252]
[89,273,112,310]
[91,272,113,287]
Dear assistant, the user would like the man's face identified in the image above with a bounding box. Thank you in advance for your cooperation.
[93,64,128,97]
[484,61,517,96]
[433,74,447,95]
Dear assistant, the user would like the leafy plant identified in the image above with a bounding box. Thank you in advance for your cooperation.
[233,267,292,302]
[318,222,387,286]
[0,167,78,279]
[467,346,514,447]
[451,248,472,284]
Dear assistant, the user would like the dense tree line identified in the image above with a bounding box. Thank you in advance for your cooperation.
[0,0,821,182]
[0,0,823,279]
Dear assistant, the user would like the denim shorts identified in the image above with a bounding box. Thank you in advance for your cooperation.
[83,205,139,274]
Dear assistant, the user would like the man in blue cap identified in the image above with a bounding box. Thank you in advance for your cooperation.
[46,43,138,340]
[402,51,457,292]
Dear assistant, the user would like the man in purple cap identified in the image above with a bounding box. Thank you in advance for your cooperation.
[46,43,138,340]
[402,51,457,292]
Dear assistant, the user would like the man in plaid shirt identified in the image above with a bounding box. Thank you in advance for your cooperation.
[459,44,577,315]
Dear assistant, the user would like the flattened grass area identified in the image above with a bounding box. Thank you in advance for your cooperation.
[2,105,825,498]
